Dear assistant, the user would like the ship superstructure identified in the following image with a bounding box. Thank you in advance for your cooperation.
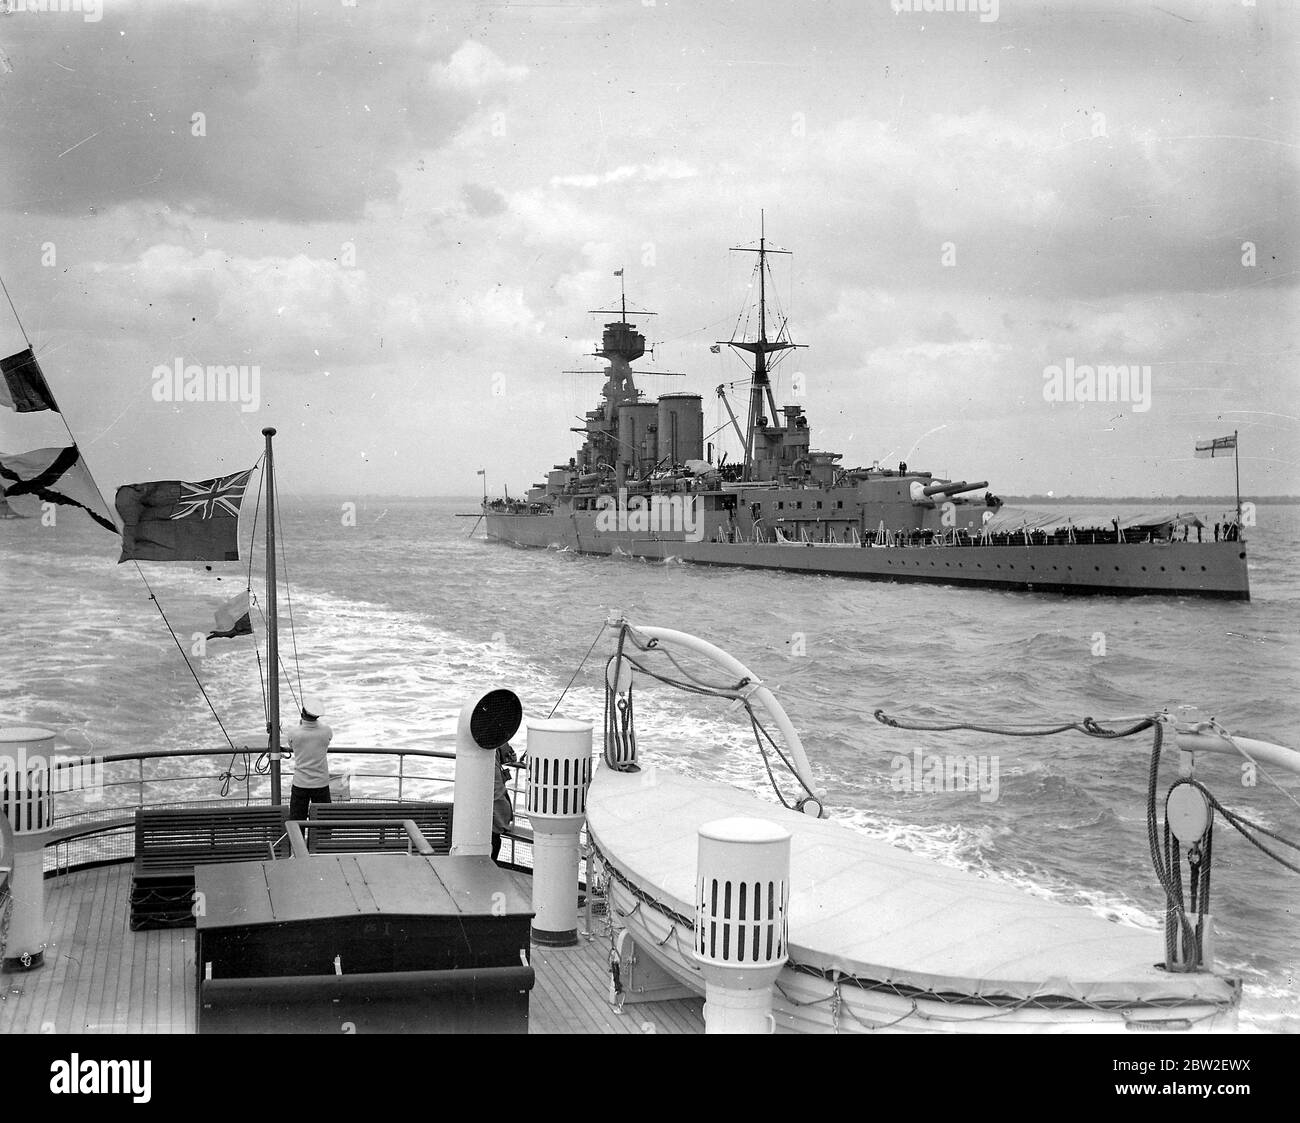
[484,233,1249,600]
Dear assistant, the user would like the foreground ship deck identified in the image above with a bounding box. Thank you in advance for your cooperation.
[0,862,704,1035]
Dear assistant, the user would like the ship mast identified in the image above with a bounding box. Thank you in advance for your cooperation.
[720,213,796,481]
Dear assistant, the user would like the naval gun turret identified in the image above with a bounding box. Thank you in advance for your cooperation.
[921,480,988,498]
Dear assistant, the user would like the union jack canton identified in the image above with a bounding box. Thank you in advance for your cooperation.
[171,469,253,520]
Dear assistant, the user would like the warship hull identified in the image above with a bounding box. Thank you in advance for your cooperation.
[484,512,1250,599]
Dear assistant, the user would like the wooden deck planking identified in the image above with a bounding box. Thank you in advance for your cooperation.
[528,940,705,1034]
[83,867,120,1031]
[3,862,703,1035]
[63,871,95,1032]
[105,867,136,1033]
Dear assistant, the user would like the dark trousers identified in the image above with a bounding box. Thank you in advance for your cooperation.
[290,784,331,821]
[491,832,502,862]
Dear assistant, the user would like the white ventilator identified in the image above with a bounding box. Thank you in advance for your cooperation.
[525,717,593,946]
[450,689,522,858]
[695,817,791,1033]
[1,727,56,972]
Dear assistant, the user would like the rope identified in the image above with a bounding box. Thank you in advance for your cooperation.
[607,624,816,807]
[1206,717,1300,813]
[272,470,305,707]
[623,628,747,694]
[603,628,639,770]
[548,621,607,719]
[874,710,1154,740]
[1185,778,1300,875]
[131,563,238,755]
[243,453,268,718]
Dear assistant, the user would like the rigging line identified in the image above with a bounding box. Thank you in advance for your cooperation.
[0,268,32,348]
[750,711,812,796]
[0,275,120,537]
[548,621,608,719]
[244,451,266,596]
[790,688,1154,731]
[271,469,304,703]
[619,652,740,700]
[245,455,269,713]
[873,709,1155,739]
[1206,718,1300,812]
[621,629,746,693]
[130,561,238,753]
[250,596,303,715]
[220,452,268,788]
[748,710,795,809]
[657,314,733,346]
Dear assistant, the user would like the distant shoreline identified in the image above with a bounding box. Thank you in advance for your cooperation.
[299,493,1300,505]
[1002,496,1297,505]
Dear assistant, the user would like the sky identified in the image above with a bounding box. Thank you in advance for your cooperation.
[0,0,1296,501]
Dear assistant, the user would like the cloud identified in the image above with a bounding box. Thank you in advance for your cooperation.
[83,244,416,372]
[0,4,472,221]
[432,41,529,91]
[455,287,544,335]
[549,161,698,190]
[461,183,507,217]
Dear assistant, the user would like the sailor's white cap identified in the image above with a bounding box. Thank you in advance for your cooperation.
[300,697,325,721]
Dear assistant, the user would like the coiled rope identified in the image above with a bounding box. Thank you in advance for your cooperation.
[603,624,817,807]
[875,706,1300,972]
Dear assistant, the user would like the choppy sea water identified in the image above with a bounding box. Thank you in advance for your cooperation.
[3,497,1297,1031]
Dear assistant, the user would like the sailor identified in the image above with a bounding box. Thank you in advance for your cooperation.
[286,698,334,821]
[491,741,519,863]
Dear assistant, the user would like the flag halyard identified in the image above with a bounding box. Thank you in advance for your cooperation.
[0,445,117,532]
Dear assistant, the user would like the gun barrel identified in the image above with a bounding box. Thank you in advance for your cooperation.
[922,480,968,497]
[944,480,989,497]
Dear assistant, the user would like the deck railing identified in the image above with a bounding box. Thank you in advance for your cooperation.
[29,745,535,876]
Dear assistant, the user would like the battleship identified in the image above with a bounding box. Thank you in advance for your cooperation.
[482,232,1250,600]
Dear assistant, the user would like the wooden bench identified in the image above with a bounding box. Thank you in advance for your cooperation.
[129,805,288,931]
[306,802,454,855]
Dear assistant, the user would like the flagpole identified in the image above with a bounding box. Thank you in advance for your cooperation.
[1234,429,1241,528]
[263,427,282,807]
